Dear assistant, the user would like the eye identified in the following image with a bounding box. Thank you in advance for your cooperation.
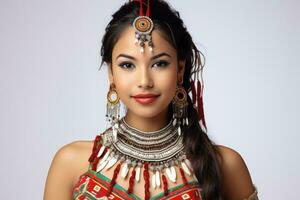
[153,61,170,68]
[118,62,135,69]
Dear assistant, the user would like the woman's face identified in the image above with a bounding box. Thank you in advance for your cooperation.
[109,26,185,119]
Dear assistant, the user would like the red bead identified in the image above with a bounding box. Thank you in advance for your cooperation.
[91,147,107,171]
[91,157,100,171]
[127,168,136,194]
[162,174,168,196]
[106,163,121,196]
[197,80,207,128]
[143,163,150,200]
[88,135,102,162]
[190,80,197,105]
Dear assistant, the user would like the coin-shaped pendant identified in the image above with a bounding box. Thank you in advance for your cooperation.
[133,16,154,34]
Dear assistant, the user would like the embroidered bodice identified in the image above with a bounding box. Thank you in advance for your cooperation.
[72,121,259,200]
[72,130,204,200]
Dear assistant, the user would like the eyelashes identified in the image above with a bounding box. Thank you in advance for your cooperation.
[118,61,170,70]
[153,61,170,68]
[118,62,133,69]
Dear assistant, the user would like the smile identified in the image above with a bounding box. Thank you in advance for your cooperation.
[131,93,160,105]
[133,97,159,105]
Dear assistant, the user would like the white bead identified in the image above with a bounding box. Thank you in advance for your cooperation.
[97,159,108,172]
[186,117,189,126]
[105,157,118,170]
[178,126,181,136]
[173,118,177,126]
[170,166,177,182]
[113,123,119,129]
[99,149,110,165]
[155,171,161,188]
[113,128,117,142]
[184,159,193,172]
[181,161,191,176]
[193,174,199,182]
[166,167,175,183]
[135,167,141,182]
[151,173,156,189]
[97,146,105,158]
[121,163,129,178]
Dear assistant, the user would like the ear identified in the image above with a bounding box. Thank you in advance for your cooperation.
[108,63,114,84]
[178,60,186,83]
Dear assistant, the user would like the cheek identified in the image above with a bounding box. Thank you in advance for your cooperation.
[112,69,134,98]
[155,67,178,96]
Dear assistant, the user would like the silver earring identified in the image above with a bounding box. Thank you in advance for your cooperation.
[172,83,189,136]
[106,83,120,142]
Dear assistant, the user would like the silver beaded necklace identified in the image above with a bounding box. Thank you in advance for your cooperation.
[96,117,195,189]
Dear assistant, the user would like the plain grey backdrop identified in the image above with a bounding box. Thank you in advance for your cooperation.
[0,0,299,199]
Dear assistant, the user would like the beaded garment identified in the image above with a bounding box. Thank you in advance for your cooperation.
[72,117,203,200]
[72,117,259,200]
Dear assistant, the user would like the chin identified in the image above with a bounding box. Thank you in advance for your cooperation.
[133,104,170,119]
[133,109,162,119]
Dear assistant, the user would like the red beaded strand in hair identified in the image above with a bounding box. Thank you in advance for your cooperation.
[161,174,169,196]
[190,80,197,105]
[143,162,150,200]
[179,167,188,186]
[136,0,150,17]
[106,163,122,196]
[127,167,136,194]
[145,0,150,16]
[197,80,207,129]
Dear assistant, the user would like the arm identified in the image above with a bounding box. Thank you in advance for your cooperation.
[217,145,258,200]
[43,142,78,200]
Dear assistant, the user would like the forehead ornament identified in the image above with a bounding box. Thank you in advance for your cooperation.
[132,0,154,53]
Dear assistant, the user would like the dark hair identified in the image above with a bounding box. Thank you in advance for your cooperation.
[99,1,223,199]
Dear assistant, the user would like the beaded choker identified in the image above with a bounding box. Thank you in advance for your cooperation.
[88,117,196,199]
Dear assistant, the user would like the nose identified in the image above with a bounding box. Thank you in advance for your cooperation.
[138,66,154,89]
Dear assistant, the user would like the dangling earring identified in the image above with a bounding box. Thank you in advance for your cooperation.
[172,82,189,136]
[106,83,120,142]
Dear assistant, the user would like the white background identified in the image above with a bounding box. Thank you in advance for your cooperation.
[0,0,299,199]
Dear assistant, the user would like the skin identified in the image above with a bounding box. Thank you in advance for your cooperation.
[109,27,185,132]
[43,26,256,200]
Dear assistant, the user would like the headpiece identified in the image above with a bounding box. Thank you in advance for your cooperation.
[132,0,154,53]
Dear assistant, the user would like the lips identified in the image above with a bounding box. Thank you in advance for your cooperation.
[132,93,160,98]
[131,93,160,105]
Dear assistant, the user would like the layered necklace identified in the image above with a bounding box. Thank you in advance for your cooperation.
[89,117,196,199]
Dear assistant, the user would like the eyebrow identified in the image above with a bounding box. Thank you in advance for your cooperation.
[116,52,171,60]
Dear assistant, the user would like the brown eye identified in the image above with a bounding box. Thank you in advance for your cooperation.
[153,61,170,68]
[119,62,134,69]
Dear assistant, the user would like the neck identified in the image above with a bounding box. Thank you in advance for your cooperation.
[124,106,171,132]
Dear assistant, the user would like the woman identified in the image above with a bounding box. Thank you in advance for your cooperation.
[44,0,258,199]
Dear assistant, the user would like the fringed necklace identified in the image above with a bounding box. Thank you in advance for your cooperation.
[89,117,195,200]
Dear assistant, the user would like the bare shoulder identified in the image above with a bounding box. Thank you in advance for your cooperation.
[214,144,244,166]
[214,144,256,200]
[59,140,94,159]
[55,140,94,181]
[43,140,94,200]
